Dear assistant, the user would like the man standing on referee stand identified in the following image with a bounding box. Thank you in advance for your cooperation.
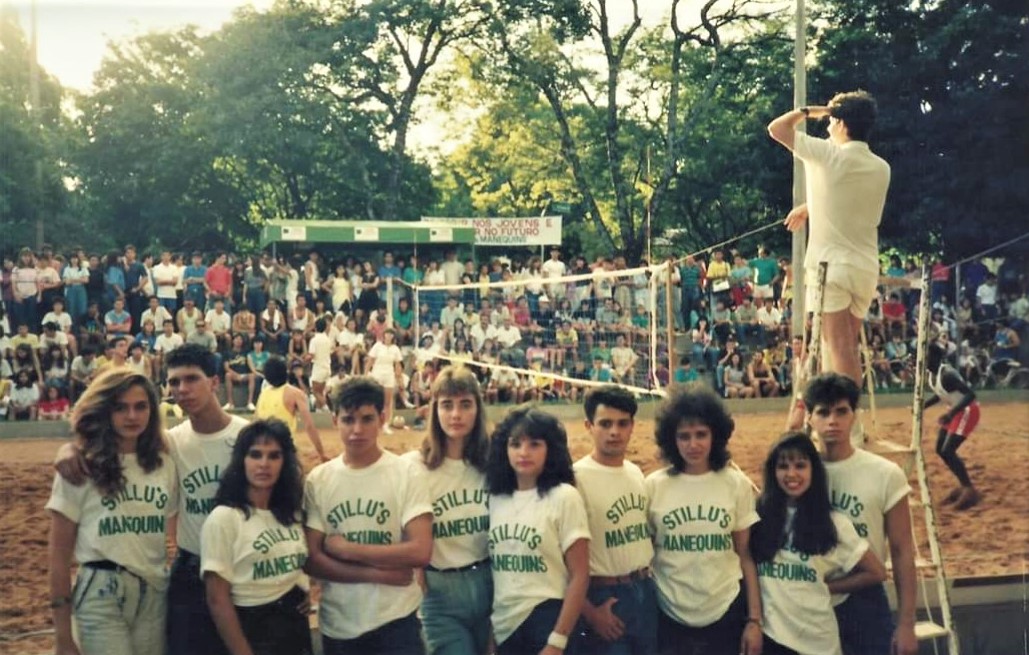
[768,91,890,390]
[54,344,251,655]
[573,385,657,654]
[769,91,890,441]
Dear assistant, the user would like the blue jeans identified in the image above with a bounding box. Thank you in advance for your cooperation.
[580,577,658,655]
[657,584,745,655]
[13,296,38,331]
[65,286,88,328]
[247,289,267,316]
[167,550,226,655]
[498,599,583,655]
[421,563,493,655]
[73,564,166,655]
[834,584,894,655]
[321,612,425,655]
[159,297,178,314]
[235,586,312,655]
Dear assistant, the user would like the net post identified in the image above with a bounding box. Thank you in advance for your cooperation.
[385,278,394,329]
[665,261,676,388]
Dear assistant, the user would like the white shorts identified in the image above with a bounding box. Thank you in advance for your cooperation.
[806,264,877,319]
[311,365,331,384]
[753,284,773,300]
[371,369,396,389]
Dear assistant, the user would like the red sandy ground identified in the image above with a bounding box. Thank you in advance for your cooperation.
[2,401,1026,653]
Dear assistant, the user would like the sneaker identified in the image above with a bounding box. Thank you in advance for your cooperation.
[953,487,980,511]
[222,402,233,410]
[941,486,964,505]
[246,402,256,412]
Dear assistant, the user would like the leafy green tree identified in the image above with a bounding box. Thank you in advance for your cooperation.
[0,8,67,251]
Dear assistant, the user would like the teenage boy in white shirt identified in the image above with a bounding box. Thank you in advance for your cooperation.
[304,377,433,654]
[803,372,918,655]
[574,385,657,654]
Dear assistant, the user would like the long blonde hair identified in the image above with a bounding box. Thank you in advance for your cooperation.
[71,368,167,496]
[420,365,489,471]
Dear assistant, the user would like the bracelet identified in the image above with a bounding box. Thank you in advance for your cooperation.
[546,631,568,650]
[745,616,763,628]
[50,596,72,609]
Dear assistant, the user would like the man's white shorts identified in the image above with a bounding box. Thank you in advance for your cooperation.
[753,284,773,300]
[311,365,331,384]
[806,264,877,319]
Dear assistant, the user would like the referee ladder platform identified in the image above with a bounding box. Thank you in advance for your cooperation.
[799,263,960,653]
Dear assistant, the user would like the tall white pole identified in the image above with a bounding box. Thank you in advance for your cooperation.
[790,0,807,339]
[30,0,44,248]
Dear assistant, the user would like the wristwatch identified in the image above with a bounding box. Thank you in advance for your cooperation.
[800,107,810,117]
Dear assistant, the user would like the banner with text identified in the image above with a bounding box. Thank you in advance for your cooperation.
[421,216,563,246]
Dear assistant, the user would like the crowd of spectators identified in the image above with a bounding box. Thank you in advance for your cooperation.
[1,242,1025,421]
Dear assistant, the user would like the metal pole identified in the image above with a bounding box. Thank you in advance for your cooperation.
[30,0,44,249]
[665,263,675,390]
[790,0,807,339]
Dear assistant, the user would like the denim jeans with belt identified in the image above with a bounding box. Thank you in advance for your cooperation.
[166,550,226,655]
[834,583,894,655]
[498,598,584,655]
[321,612,425,655]
[73,564,166,655]
[580,577,658,655]
[421,563,493,655]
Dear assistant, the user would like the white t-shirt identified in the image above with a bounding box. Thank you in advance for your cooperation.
[368,342,403,377]
[141,307,174,331]
[793,133,890,275]
[45,454,178,584]
[169,415,250,554]
[573,455,654,577]
[303,451,431,640]
[645,466,758,627]
[403,452,490,569]
[200,506,309,607]
[152,263,179,299]
[155,332,184,354]
[976,283,997,307]
[488,483,591,645]
[42,311,73,333]
[336,329,361,349]
[205,309,233,335]
[541,259,567,280]
[308,332,333,370]
[759,511,868,655]
[823,448,909,604]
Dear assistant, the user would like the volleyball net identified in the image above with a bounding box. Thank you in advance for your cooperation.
[394,262,679,399]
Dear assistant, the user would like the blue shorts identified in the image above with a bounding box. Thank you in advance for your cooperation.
[834,584,894,655]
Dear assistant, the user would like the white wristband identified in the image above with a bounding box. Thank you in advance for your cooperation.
[547,631,568,650]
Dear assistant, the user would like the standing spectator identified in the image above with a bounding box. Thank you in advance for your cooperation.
[706,250,731,308]
[85,254,105,311]
[123,245,148,329]
[1,255,14,320]
[206,252,233,310]
[679,255,705,324]
[12,247,40,331]
[37,253,63,317]
[976,273,999,323]
[751,247,780,303]
[244,255,269,316]
[378,252,402,312]
[541,247,568,301]
[103,250,125,314]
[930,257,951,305]
[325,262,353,316]
[302,250,322,308]
[183,252,208,311]
[152,250,180,314]
[365,329,404,433]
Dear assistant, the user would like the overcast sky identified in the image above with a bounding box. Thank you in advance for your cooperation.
[8,0,688,92]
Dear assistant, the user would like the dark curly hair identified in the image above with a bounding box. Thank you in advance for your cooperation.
[71,369,166,497]
[654,383,733,473]
[214,419,304,527]
[750,432,838,563]
[486,406,574,497]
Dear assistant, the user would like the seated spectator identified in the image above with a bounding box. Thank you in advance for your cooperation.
[393,297,414,345]
[10,369,39,420]
[885,333,913,385]
[126,341,153,380]
[41,298,77,356]
[755,297,785,345]
[0,374,10,420]
[205,298,233,351]
[10,323,40,353]
[37,384,70,421]
[487,359,523,404]
[223,333,256,411]
[711,299,733,346]
[104,296,133,339]
[723,351,754,398]
[673,356,700,384]
[747,351,780,398]
[11,343,41,387]
[68,346,98,402]
[589,355,612,382]
[552,319,578,369]
[956,297,977,340]
[140,295,174,331]
[41,345,70,391]
[247,337,269,391]
[733,296,760,346]
[77,301,105,347]
[690,317,719,372]
[39,322,69,360]
[882,292,907,339]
